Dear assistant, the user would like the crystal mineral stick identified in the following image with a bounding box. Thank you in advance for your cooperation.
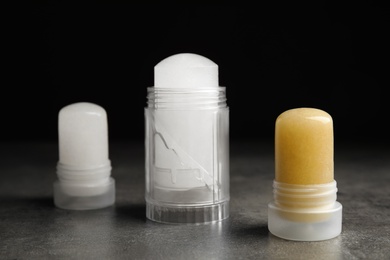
[275,108,334,185]
[145,53,230,224]
[53,102,115,210]
[268,107,342,241]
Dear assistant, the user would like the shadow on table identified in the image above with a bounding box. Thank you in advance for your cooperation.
[115,203,147,222]
[229,221,269,239]
[0,195,55,209]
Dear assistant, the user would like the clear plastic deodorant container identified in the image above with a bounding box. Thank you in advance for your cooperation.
[144,53,230,224]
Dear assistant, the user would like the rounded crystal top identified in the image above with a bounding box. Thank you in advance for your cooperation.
[275,107,334,184]
[58,102,109,168]
[154,53,218,89]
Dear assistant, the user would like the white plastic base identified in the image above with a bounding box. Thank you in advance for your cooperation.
[146,200,229,224]
[268,201,342,241]
[53,177,115,210]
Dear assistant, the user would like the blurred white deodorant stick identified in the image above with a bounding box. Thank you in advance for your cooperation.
[53,102,115,210]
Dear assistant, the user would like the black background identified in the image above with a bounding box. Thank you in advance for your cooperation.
[4,3,390,146]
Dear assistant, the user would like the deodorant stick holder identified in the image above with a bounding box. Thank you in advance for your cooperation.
[53,102,115,210]
[145,87,229,224]
[268,180,342,241]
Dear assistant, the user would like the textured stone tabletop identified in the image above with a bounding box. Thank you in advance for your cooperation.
[1,141,389,259]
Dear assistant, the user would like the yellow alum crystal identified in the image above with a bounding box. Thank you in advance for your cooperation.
[275,107,334,185]
[268,107,343,241]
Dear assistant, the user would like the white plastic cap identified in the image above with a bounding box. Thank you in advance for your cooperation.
[53,102,115,210]
[154,53,218,89]
[268,201,342,241]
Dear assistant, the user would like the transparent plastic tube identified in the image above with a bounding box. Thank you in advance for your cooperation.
[145,54,229,224]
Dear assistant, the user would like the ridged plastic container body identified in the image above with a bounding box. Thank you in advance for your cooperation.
[268,180,342,241]
[145,87,229,224]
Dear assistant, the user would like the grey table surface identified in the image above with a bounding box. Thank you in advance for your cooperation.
[1,140,389,260]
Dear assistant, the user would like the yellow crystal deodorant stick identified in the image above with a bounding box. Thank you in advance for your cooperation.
[268,107,342,241]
